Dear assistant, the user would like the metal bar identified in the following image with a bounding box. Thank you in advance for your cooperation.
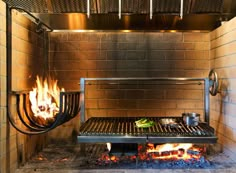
[180,0,184,19]
[150,0,153,20]
[16,94,43,131]
[77,135,217,144]
[118,0,121,19]
[80,78,85,123]
[79,77,208,125]
[9,6,53,32]
[148,136,217,144]
[82,77,206,81]
[22,94,46,128]
[204,78,210,124]
[87,0,90,18]
[77,136,148,143]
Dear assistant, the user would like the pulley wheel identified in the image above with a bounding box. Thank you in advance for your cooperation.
[208,69,219,96]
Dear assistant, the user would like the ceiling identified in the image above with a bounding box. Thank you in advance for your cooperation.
[2,0,236,31]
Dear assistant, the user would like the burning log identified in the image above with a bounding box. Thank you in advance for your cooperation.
[178,148,185,157]
[29,75,64,126]
[161,151,171,157]
[31,115,55,126]
[187,149,201,156]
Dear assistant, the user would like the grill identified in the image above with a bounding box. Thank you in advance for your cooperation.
[78,117,217,143]
[77,73,219,144]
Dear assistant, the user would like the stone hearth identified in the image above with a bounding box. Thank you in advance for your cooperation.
[14,142,236,173]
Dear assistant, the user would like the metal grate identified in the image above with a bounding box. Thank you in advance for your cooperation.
[51,0,87,13]
[78,117,217,144]
[2,0,224,14]
[191,0,223,13]
[3,0,48,13]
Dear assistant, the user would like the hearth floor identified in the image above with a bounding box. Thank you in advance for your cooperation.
[15,142,236,173]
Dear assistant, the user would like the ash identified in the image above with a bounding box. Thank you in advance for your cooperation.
[18,143,236,170]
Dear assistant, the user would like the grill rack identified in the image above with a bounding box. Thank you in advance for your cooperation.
[78,117,217,143]
[78,75,218,144]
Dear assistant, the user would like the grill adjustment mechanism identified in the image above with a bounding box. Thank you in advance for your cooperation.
[78,69,219,144]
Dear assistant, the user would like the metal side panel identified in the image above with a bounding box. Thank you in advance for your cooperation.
[77,135,217,144]
[77,135,147,143]
[147,136,217,144]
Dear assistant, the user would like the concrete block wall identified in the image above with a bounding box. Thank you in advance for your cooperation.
[210,17,236,161]
[0,2,48,172]
[48,31,210,139]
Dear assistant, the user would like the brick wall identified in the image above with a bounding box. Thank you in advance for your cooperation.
[0,2,48,172]
[48,31,210,139]
[210,17,236,161]
[0,1,7,172]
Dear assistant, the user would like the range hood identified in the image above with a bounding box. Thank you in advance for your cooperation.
[3,0,236,31]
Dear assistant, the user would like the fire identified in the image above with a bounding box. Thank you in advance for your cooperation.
[29,75,64,120]
[146,143,201,160]
[106,143,111,151]
[102,143,202,165]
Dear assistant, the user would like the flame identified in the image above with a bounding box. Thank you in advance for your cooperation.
[147,143,201,160]
[29,76,64,120]
[99,143,203,166]
[106,143,111,151]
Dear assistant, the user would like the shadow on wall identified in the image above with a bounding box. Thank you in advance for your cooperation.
[215,79,228,152]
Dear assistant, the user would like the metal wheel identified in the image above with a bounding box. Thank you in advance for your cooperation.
[208,69,219,96]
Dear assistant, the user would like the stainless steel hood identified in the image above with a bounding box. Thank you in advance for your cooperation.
[3,0,236,31]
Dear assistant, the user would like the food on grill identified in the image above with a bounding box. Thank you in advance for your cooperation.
[135,118,155,128]
[160,118,179,128]
[182,112,200,126]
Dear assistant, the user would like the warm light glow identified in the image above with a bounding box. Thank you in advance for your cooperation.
[29,76,64,120]
[146,143,201,160]
[98,143,204,165]
[106,143,111,151]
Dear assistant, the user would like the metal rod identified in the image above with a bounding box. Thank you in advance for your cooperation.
[118,0,121,19]
[150,0,153,20]
[80,78,85,123]
[22,94,46,128]
[6,4,12,118]
[87,0,90,18]
[204,78,210,125]
[79,77,210,127]
[81,82,202,85]
[82,77,206,81]
[16,94,44,131]
[10,6,53,32]
[180,0,184,19]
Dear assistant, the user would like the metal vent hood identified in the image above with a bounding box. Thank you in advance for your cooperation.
[3,0,236,31]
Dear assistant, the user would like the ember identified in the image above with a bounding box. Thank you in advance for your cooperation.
[95,143,210,168]
[146,143,201,160]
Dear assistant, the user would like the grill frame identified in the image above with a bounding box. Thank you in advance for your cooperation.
[78,77,217,144]
[78,117,217,143]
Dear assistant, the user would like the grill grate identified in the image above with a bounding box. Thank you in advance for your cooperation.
[78,117,217,144]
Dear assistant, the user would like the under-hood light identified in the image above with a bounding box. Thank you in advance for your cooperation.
[123,30,131,33]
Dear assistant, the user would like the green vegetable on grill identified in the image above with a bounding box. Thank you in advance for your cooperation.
[135,118,155,128]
